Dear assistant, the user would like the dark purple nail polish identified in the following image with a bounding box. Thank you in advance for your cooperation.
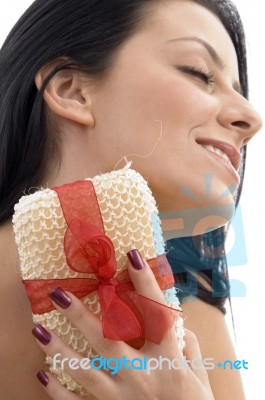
[37,370,49,387]
[32,324,51,345]
[49,287,72,309]
[127,249,145,270]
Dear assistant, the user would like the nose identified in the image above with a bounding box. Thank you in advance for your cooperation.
[217,91,263,147]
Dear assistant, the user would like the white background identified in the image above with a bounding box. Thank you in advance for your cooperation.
[0,1,264,398]
[224,2,265,399]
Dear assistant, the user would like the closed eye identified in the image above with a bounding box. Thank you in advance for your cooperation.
[177,65,215,86]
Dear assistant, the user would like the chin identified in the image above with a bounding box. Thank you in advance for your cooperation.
[188,180,237,237]
[191,201,236,236]
[160,180,237,240]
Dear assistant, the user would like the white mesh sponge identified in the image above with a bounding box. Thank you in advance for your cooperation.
[12,165,184,396]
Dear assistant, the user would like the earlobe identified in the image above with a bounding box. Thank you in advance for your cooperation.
[34,62,95,127]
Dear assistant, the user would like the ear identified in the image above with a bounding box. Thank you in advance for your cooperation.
[35,60,95,127]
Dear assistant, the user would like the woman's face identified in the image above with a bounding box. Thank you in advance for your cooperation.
[58,1,262,228]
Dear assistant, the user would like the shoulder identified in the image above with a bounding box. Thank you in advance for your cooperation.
[0,218,33,345]
[181,298,245,400]
[181,296,224,334]
[0,220,21,313]
[0,218,15,245]
[0,219,20,270]
[0,222,50,400]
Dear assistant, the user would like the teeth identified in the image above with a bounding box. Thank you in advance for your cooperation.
[214,148,223,156]
[204,145,214,152]
[202,145,232,166]
[214,148,230,162]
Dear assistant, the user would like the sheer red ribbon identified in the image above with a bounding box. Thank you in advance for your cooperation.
[22,180,182,344]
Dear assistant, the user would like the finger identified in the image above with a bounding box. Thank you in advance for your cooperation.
[49,290,147,382]
[36,370,89,400]
[126,249,166,304]
[127,249,182,353]
[49,288,135,362]
[182,329,211,386]
[32,324,118,399]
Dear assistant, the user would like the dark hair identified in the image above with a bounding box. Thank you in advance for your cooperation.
[0,0,248,313]
[166,0,248,315]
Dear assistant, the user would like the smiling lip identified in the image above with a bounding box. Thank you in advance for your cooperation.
[196,139,241,171]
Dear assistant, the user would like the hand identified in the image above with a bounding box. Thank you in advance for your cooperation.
[32,249,214,400]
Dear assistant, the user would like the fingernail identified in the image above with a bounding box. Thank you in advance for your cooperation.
[49,287,72,309]
[37,370,49,387]
[32,324,51,345]
[127,249,145,270]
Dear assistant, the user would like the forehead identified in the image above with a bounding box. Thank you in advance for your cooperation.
[139,0,239,77]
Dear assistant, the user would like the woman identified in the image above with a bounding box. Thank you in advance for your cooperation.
[0,0,262,399]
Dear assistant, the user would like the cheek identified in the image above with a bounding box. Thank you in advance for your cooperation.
[155,79,217,128]
[125,70,218,142]
[92,70,218,172]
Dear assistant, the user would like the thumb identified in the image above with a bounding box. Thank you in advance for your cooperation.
[126,249,166,304]
[183,329,211,386]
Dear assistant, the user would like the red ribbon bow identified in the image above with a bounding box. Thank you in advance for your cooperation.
[22,180,182,345]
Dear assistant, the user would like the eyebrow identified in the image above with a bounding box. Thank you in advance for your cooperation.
[166,36,242,94]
